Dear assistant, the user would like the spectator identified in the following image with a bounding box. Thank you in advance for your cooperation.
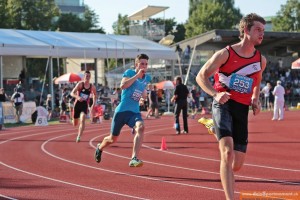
[60,88,68,116]
[146,84,159,118]
[268,83,274,111]
[11,88,24,124]
[18,69,26,84]
[171,76,189,134]
[272,80,285,121]
[157,89,163,103]
[0,88,8,102]
[175,44,183,60]
[191,85,200,119]
[0,88,8,128]
[183,45,191,60]
[260,82,271,110]
[183,45,191,67]
[46,94,52,121]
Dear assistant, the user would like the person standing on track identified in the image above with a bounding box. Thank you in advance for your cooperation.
[70,71,97,143]
[171,76,189,134]
[196,13,266,200]
[272,80,285,120]
[94,54,151,167]
[190,85,200,119]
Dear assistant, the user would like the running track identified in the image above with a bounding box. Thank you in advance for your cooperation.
[1,111,299,200]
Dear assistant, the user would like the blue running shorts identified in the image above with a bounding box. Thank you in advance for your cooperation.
[111,111,143,136]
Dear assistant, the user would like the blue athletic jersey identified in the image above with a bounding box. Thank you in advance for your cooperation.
[115,69,151,113]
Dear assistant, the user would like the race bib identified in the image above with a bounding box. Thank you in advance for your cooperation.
[79,92,89,101]
[131,89,142,101]
[229,73,253,94]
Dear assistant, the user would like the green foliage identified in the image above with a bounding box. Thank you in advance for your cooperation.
[82,6,105,33]
[189,0,201,16]
[1,1,104,32]
[112,14,130,35]
[185,0,242,38]
[54,6,105,33]
[0,0,11,28]
[173,23,186,43]
[272,0,300,32]
[83,5,99,30]
[8,0,59,30]
[55,13,85,32]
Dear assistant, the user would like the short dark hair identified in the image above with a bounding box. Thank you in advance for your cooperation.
[84,70,91,74]
[239,13,266,39]
[135,54,149,64]
[175,76,182,84]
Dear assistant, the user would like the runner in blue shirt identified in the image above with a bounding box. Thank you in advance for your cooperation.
[95,54,151,167]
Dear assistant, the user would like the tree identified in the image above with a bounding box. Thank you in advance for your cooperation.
[173,23,186,43]
[54,6,104,33]
[0,0,11,28]
[55,13,85,32]
[189,0,202,16]
[185,0,242,38]
[112,14,129,35]
[272,0,300,32]
[8,0,59,30]
[82,5,105,33]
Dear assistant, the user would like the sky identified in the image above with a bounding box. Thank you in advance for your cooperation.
[83,0,288,34]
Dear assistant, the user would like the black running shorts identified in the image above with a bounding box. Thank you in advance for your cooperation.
[212,99,249,153]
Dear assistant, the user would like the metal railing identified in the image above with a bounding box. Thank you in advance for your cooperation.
[129,24,165,41]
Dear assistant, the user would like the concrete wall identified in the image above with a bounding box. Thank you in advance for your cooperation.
[66,58,106,86]
[3,56,24,79]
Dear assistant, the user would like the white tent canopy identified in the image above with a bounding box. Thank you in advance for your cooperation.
[0,29,177,60]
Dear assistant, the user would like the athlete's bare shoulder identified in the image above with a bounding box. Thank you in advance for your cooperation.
[261,55,267,71]
[210,47,229,65]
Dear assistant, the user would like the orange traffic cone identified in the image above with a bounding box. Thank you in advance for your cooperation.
[160,137,167,150]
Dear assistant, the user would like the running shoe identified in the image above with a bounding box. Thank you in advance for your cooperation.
[129,157,143,167]
[181,130,188,134]
[94,143,102,163]
[198,117,215,135]
[76,136,80,143]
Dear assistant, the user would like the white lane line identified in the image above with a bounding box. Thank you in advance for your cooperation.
[1,121,298,200]
[41,132,226,194]
[0,161,149,200]
[2,122,299,173]
[143,144,300,172]
[89,128,300,186]
[0,194,18,200]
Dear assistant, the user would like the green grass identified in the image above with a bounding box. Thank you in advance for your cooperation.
[3,118,61,128]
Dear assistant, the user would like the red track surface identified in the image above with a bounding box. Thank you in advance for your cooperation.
[1,111,299,200]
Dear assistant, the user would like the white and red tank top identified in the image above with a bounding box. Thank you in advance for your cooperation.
[213,46,262,105]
